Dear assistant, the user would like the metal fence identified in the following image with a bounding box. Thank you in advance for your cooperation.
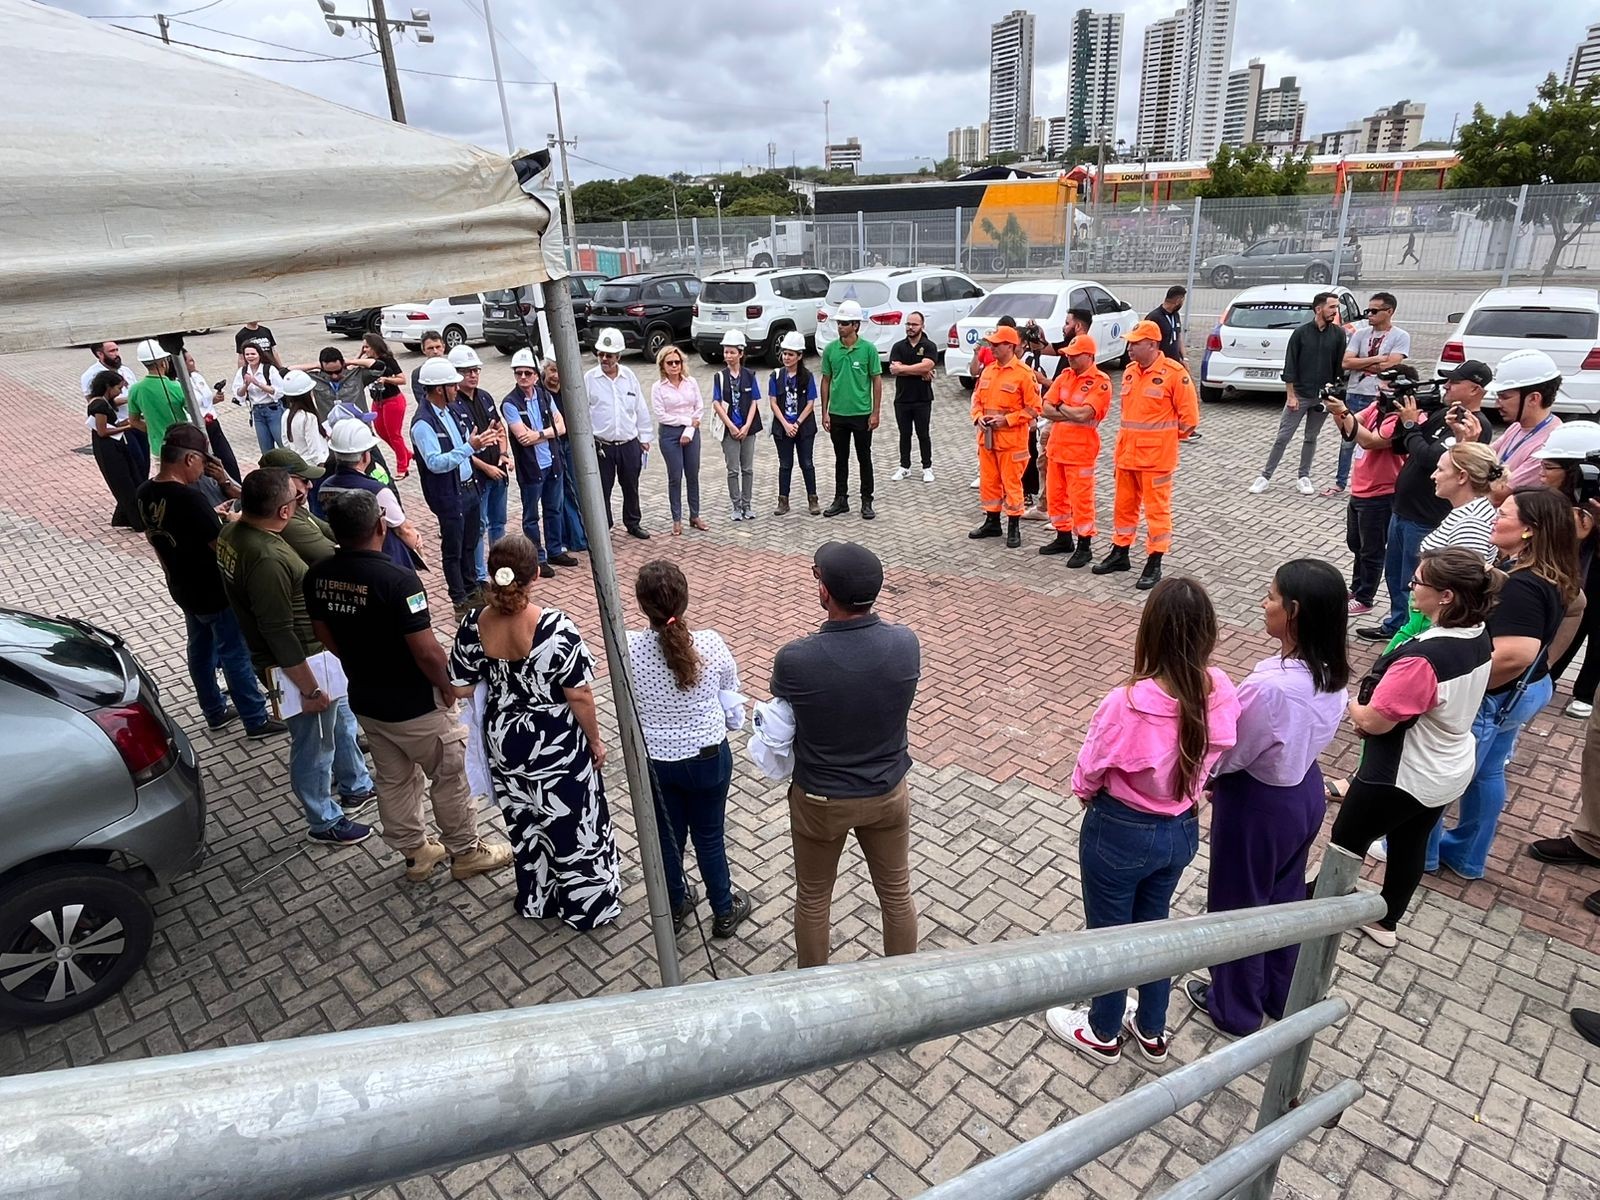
[574,183,1600,366]
[0,849,1379,1200]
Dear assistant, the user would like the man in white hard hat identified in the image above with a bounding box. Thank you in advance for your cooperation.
[819,298,883,519]
[411,357,498,615]
[1482,348,1564,502]
[584,327,653,538]
[126,339,191,462]
[504,346,576,571]
[448,345,511,585]
[318,420,423,567]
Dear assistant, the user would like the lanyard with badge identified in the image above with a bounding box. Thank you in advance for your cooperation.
[1498,414,1555,464]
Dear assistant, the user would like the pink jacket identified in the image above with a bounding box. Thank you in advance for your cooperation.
[1071,669,1242,815]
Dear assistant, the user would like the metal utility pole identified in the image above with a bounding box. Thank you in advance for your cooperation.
[368,0,406,122]
[319,0,433,125]
[549,83,579,270]
[479,0,515,154]
[712,185,725,269]
[156,12,170,42]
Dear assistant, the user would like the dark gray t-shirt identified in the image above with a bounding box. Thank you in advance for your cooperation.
[770,613,921,797]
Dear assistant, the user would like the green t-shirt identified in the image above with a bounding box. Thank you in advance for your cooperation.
[127,375,191,460]
[821,338,882,417]
[282,507,336,568]
[216,520,321,673]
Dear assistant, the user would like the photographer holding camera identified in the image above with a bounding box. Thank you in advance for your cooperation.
[1328,293,1411,497]
[1326,381,1404,615]
[1356,360,1494,641]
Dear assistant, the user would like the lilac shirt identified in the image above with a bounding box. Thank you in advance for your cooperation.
[1491,414,1562,490]
[1211,656,1347,788]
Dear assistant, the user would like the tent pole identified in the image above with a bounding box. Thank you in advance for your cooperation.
[539,277,682,988]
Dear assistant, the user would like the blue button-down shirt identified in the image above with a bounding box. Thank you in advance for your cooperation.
[503,387,554,471]
[413,402,474,482]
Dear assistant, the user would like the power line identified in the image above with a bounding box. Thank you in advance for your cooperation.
[113,23,377,63]
[87,0,227,15]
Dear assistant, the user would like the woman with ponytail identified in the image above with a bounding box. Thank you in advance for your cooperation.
[627,560,751,938]
[449,534,621,929]
[1045,578,1240,1067]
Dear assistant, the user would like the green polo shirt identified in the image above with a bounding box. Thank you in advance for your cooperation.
[821,338,881,417]
[127,375,191,460]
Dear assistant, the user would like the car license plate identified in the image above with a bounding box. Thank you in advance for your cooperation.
[1245,367,1279,379]
[712,309,729,321]
[324,317,336,327]
[489,307,507,318]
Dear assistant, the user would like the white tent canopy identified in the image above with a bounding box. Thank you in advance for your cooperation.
[0,0,563,352]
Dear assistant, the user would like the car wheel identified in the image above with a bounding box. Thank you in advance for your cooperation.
[1209,266,1234,288]
[0,865,155,1025]
[495,344,518,356]
[1200,383,1225,403]
[699,347,721,365]
[959,376,975,392]
[644,326,673,360]
[765,324,792,366]
[366,310,383,335]
[443,325,468,349]
[404,343,421,354]
[752,254,774,269]
[1305,265,1331,284]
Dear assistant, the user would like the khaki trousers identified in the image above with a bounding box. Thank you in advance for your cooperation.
[788,778,918,968]
[1571,702,1600,859]
[356,707,479,855]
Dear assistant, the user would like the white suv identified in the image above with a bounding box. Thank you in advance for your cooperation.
[815,267,986,361]
[1435,287,1600,416]
[691,267,831,365]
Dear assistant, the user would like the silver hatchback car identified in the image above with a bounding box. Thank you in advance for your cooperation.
[0,609,205,1025]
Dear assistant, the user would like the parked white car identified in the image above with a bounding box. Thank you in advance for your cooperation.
[815,267,985,361]
[1434,286,1600,416]
[379,295,486,352]
[1198,284,1361,402]
[690,267,831,365]
[945,278,1134,388]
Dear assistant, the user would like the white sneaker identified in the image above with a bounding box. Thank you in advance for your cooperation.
[891,466,909,481]
[922,467,935,483]
[1566,699,1594,720]
[969,477,980,489]
[1044,1005,1121,1065]
[1248,476,1271,494]
[1369,838,1388,863]
[1296,477,1315,495]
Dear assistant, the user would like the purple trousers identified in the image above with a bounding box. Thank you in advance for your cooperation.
[1205,767,1327,1035]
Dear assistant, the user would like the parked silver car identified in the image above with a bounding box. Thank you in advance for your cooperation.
[0,609,205,1025]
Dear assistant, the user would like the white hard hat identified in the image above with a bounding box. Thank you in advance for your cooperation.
[280,369,316,397]
[447,345,483,369]
[510,347,539,370]
[1487,348,1561,395]
[135,339,170,363]
[417,358,464,387]
[328,421,380,455]
[720,330,747,348]
[1533,420,1600,461]
[780,331,807,354]
[593,327,626,355]
[833,300,865,323]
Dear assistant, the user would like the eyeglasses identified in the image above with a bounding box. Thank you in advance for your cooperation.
[1407,576,1434,591]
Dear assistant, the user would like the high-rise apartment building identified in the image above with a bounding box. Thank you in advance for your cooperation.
[988,9,1036,155]
[1567,22,1600,88]
[947,125,984,163]
[1221,58,1263,148]
[1175,0,1236,159]
[825,137,863,171]
[1255,75,1306,148]
[1136,10,1186,160]
[1067,8,1124,151]
[1357,100,1426,153]
[1046,115,1068,158]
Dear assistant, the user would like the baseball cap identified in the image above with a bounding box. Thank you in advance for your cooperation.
[1065,334,1097,357]
[1442,360,1492,387]
[259,448,325,480]
[985,326,1021,346]
[1123,320,1163,344]
[813,540,884,608]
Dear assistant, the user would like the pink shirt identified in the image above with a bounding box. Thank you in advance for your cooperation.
[1072,669,1242,815]
[652,376,704,428]
[1350,406,1403,498]
[1491,414,1562,490]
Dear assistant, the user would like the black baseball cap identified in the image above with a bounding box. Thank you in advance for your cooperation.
[813,541,883,607]
[1444,360,1492,387]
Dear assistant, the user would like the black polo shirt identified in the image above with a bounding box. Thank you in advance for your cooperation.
[303,549,437,723]
[1390,406,1492,527]
[457,386,503,468]
[889,334,939,405]
[136,479,228,615]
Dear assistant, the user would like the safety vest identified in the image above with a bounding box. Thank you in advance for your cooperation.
[1113,355,1198,472]
[969,358,1040,448]
[1043,365,1113,462]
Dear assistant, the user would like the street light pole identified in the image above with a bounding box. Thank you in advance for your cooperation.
[550,82,579,270]
[712,185,725,269]
[368,0,406,122]
[320,0,433,125]
[479,0,515,154]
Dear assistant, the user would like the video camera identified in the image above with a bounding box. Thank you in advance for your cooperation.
[1374,366,1446,416]
[1019,321,1050,349]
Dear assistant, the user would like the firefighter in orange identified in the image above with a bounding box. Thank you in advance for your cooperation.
[967,325,1041,548]
[1092,319,1198,589]
[1036,334,1112,568]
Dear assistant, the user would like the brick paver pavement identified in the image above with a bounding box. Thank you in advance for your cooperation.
[2,318,1597,1199]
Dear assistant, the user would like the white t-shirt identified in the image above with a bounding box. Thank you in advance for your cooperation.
[1344,323,1412,398]
[281,409,331,466]
[627,627,738,761]
[1420,496,1497,562]
[81,361,137,399]
[233,364,281,407]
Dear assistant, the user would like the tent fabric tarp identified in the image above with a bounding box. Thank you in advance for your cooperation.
[0,0,565,353]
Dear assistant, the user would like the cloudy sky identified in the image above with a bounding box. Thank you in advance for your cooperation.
[50,0,1586,178]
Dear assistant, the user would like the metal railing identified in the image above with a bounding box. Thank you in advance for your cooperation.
[0,850,1380,1200]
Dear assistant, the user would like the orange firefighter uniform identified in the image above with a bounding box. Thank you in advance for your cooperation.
[1110,322,1198,555]
[970,328,1041,518]
[1042,337,1113,538]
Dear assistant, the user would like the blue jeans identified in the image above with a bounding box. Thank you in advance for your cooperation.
[1381,514,1432,633]
[251,403,284,454]
[473,473,510,580]
[653,740,734,915]
[1427,675,1554,878]
[285,698,373,833]
[518,469,567,561]
[184,608,269,729]
[1080,794,1199,1042]
[1335,394,1374,489]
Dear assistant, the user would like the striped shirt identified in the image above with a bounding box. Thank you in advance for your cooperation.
[1419,496,1497,563]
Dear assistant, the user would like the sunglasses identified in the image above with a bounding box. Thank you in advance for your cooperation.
[1364,307,1392,315]
[513,368,536,376]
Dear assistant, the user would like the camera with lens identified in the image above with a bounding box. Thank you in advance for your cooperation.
[1374,365,1446,416]
[1308,380,1346,414]
[1019,321,1049,348]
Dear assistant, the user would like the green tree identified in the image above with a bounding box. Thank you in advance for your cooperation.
[978,213,1029,272]
[1193,144,1314,243]
[1451,74,1600,279]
